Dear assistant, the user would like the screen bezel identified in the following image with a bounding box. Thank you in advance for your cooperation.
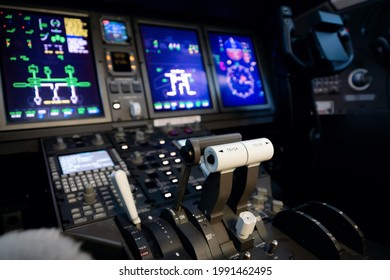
[134,18,218,119]
[0,5,112,132]
[203,26,274,113]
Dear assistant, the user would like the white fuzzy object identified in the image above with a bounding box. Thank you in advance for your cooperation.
[0,228,93,260]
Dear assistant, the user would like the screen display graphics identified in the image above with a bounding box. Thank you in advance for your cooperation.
[207,31,269,110]
[101,18,129,44]
[0,7,104,126]
[58,150,114,175]
[138,23,215,117]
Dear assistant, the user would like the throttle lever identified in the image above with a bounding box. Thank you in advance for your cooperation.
[110,170,141,225]
[175,133,242,212]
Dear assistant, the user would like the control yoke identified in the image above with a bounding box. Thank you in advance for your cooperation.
[279,6,354,76]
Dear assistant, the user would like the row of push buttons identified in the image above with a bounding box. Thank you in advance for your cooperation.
[109,80,142,94]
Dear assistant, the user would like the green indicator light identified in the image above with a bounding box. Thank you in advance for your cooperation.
[87,106,100,114]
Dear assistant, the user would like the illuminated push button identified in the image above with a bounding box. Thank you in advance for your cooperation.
[171,178,179,184]
[163,192,173,199]
[112,102,121,110]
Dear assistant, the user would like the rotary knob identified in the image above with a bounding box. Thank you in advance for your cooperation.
[348,68,372,91]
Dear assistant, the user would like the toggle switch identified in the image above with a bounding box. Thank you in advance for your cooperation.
[266,239,279,256]
[272,200,284,214]
[92,133,104,146]
[53,137,67,151]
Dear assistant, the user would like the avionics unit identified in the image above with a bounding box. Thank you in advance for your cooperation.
[98,15,148,122]
[0,5,111,131]
[205,27,274,113]
[134,19,218,120]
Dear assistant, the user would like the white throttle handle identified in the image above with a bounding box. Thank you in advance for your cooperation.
[110,170,141,225]
[204,138,274,172]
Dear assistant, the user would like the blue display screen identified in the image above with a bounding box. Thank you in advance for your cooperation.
[139,23,213,113]
[0,8,104,124]
[101,19,129,44]
[207,32,268,108]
